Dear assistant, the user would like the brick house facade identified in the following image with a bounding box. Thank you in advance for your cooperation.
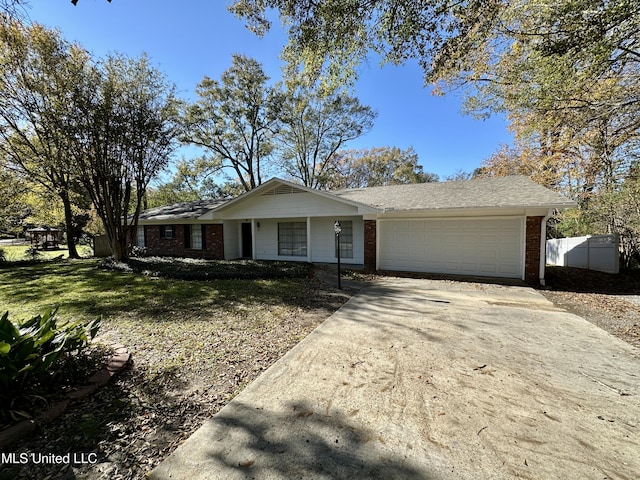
[131,177,575,285]
[142,224,224,260]
[525,216,544,284]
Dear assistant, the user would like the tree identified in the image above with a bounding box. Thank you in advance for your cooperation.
[444,170,474,182]
[0,160,29,236]
[322,146,437,189]
[0,20,92,257]
[71,0,111,5]
[231,0,505,88]
[145,157,241,208]
[233,0,640,266]
[233,1,640,187]
[71,53,180,261]
[183,55,279,192]
[476,143,565,190]
[1,0,28,19]
[276,79,376,188]
[232,1,639,109]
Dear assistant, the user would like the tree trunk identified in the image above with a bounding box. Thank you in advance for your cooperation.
[60,190,80,258]
[110,234,129,262]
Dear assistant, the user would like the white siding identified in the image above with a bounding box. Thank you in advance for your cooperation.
[254,218,302,261]
[310,217,364,264]
[251,217,364,264]
[379,217,524,279]
[224,220,240,260]
[220,191,360,219]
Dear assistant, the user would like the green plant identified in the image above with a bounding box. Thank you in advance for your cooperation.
[0,247,5,262]
[0,309,101,390]
[23,246,41,260]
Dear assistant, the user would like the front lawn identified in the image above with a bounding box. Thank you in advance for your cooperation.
[0,243,94,262]
[0,259,351,480]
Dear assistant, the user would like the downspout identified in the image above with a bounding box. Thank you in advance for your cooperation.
[539,210,552,286]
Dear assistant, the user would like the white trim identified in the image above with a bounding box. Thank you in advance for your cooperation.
[251,219,257,259]
[376,219,380,271]
[306,216,312,263]
[209,178,381,218]
[539,211,552,285]
[520,217,527,281]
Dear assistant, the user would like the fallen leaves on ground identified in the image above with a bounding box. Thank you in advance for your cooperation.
[1,270,354,480]
[540,267,640,348]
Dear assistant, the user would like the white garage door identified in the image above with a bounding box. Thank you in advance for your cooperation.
[379,217,524,279]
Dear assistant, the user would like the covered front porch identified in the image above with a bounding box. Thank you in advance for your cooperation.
[222,216,365,265]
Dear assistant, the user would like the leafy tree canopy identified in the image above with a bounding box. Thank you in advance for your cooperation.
[322,146,438,189]
[275,77,376,188]
[182,54,279,192]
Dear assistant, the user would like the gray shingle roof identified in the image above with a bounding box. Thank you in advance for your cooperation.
[137,176,575,221]
[137,198,229,222]
[332,176,576,211]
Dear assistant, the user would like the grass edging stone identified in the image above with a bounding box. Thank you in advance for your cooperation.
[0,345,130,449]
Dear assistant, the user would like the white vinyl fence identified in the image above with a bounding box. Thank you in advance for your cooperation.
[546,234,620,274]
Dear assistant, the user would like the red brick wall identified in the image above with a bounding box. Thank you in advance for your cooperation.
[364,220,376,271]
[144,224,224,260]
[525,216,544,285]
[207,224,224,259]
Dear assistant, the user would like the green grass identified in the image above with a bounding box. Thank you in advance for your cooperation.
[0,258,317,436]
[0,259,314,380]
[0,258,340,478]
[0,259,309,322]
[0,244,94,262]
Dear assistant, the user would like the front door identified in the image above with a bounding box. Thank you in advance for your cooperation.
[241,222,252,258]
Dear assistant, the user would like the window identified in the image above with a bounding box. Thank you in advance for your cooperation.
[136,226,145,247]
[160,225,175,239]
[185,225,205,250]
[278,222,307,256]
[335,221,353,259]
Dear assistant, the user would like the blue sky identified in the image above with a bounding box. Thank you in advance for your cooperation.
[26,0,513,180]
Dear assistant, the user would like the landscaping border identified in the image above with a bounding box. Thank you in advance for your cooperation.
[0,345,130,449]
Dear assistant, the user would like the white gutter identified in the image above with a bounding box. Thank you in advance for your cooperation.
[539,210,552,286]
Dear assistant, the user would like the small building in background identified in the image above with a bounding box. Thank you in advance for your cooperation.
[27,227,60,250]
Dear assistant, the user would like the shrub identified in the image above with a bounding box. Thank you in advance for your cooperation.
[131,245,148,258]
[0,247,5,262]
[23,246,41,260]
[0,309,101,391]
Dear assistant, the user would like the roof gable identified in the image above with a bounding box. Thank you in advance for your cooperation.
[205,178,380,219]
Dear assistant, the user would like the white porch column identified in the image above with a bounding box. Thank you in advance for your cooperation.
[251,218,257,260]
[306,216,312,262]
[376,218,381,271]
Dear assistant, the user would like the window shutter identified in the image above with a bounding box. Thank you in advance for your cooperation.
[184,225,191,249]
[143,226,147,247]
[201,225,206,249]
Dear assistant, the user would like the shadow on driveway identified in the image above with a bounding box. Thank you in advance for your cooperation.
[173,399,432,480]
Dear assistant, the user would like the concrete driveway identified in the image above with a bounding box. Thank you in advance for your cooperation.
[151,278,640,480]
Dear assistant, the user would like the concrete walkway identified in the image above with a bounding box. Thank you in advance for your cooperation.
[151,278,640,480]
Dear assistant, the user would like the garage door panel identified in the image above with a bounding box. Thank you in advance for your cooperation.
[379,218,523,279]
